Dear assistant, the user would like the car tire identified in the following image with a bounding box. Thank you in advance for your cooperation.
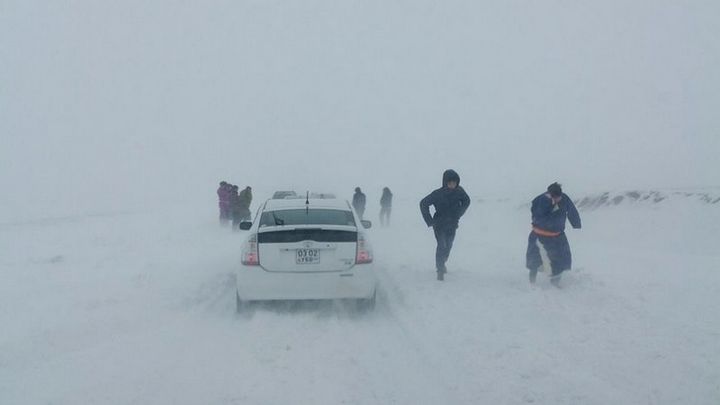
[356,289,376,312]
[236,290,247,313]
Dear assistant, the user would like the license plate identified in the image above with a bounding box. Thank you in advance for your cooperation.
[296,248,320,264]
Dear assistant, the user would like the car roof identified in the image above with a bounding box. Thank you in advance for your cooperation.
[263,198,352,211]
[272,190,297,197]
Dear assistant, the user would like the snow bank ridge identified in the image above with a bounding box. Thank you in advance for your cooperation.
[575,189,720,210]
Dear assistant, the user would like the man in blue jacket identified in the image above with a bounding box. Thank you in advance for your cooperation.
[420,169,471,281]
[526,182,582,287]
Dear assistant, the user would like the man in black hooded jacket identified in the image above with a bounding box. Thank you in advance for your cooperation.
[352,187,366,219]
[420,169,471,281]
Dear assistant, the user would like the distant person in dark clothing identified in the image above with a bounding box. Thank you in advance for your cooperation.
[420,169,471,281]
[525,182,582,287]
[379,187,393,227]
[229,185,242,230]
[352,187,366,219]
[238,186,253,221]
[217,181,231,225]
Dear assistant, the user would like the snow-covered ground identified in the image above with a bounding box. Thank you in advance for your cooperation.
[1,193,718,404]
[3,0,718,403]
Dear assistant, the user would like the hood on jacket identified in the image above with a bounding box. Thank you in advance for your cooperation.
[442,169,460,187]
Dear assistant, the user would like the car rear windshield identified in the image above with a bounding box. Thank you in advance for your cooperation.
[259,229,357,243]
[259,209,355,227]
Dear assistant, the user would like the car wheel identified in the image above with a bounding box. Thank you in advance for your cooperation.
[236,290,246,313]
[356,289,376,312]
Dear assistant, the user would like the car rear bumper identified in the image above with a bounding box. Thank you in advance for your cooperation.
[235,264,377,301]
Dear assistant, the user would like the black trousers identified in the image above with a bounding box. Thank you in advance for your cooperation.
[379,207,391,226]
[231,208,251,228]
[434,226,457,272]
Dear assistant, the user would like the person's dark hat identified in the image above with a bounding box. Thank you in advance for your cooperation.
[547,182,563,197]
[355,187,361,193]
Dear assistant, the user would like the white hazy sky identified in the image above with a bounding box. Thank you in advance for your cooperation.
[1,0,718,216]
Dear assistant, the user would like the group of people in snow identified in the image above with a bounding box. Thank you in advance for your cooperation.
[351,186,393,226]
[216,170,581,287]
[217,181,253,230]
[420,169,581,286]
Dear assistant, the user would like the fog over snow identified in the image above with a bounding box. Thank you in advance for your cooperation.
[1,1,719,405]
[2,0,719,218]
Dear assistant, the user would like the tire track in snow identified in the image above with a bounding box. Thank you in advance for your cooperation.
[373,264,467,404]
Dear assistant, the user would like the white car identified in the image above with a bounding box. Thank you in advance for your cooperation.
[235,197,377,311]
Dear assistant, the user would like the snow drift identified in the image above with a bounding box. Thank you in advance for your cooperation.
[1,191,718,404]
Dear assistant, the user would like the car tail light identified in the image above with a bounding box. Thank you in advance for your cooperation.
[356,233,373,264]
[241,234,259,266]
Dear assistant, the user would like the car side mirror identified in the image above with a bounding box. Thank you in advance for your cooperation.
[361,220,372,229]
[239,221,252,230]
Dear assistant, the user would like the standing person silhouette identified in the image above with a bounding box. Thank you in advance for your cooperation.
[379,187,393,226]
[420,170,471,281]
[525,182,582,287]
[352,187,366,219]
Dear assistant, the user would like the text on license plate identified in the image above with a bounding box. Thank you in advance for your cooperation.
[296,248,320,264]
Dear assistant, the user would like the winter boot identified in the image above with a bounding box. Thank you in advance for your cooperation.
[437,271,444,281]
[550,275,561,288]
[529,267,538,284]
